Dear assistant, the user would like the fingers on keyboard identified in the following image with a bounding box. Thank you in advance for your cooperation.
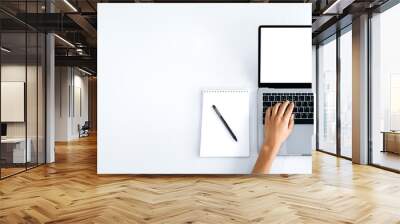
[262,93,314,124]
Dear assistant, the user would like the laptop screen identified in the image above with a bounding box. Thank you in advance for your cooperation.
[258,26,312,88]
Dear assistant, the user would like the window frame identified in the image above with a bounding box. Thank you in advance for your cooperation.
[315,24,353,161]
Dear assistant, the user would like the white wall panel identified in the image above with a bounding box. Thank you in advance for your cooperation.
[1,82,24,122]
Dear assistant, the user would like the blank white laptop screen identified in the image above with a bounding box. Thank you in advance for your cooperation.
[260,27,312,84]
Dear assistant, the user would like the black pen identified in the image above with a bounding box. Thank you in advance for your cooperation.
[212,105,238,142]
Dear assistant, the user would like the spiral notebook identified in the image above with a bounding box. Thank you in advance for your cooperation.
[200,90,250,157]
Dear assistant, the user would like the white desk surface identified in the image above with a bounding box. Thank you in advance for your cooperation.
[1,138,27,144]
[1,137,32,163]
[98,3,312,174]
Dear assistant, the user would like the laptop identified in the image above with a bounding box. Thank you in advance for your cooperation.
[257,25,314,156]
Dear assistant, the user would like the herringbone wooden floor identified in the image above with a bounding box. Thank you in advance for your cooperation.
[1,135,400,224]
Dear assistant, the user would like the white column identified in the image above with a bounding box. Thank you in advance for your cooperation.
[45,0,56,163]
[352,14,369,164]
[46,33,55,163]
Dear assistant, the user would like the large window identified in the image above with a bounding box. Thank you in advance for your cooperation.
[339,28,352,158]
[318,36,337,154]
[370,3,400,171]
[317,26,353,159]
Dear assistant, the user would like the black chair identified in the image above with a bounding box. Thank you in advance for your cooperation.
[79,121,90,138]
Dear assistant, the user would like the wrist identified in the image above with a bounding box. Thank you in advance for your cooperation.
[262,142,281,152]
[261,144,280,160]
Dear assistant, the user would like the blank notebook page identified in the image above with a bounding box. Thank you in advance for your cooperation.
[200,90,250,157]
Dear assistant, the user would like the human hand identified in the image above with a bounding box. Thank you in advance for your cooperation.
[252,101,295,174]
[262,101,295,156]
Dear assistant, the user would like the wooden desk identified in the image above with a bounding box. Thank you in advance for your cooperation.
[382,131,400,154]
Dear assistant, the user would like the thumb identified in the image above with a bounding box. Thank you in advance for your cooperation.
[288,114,294,131]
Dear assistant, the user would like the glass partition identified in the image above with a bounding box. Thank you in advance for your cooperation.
[0,1,46,179]
[38,32,46,165]
[0,31,28,177]
[27,31,38,169]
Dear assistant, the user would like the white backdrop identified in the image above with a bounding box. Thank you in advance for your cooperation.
[98,3,312,174]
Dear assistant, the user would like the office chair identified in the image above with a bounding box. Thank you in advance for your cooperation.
[79,121,90,138]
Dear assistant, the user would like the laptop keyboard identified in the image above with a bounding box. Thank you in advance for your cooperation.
[262,93,314,124]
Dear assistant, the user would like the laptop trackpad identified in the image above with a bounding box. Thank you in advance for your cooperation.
[278,125,313,156]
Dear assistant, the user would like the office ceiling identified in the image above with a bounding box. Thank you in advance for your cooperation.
[0,0,392,74]
[1,32,45,63]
